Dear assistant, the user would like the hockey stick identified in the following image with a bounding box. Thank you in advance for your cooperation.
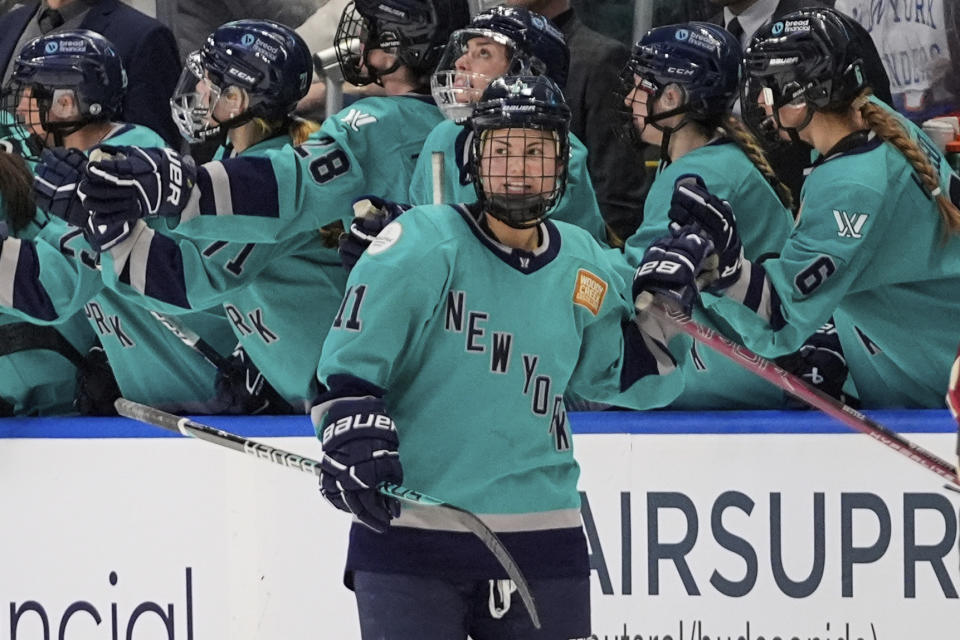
[114,398,541,629]
[431,151,445,205]
[638,294,960,486]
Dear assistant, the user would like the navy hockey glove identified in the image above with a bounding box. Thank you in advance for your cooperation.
[79,145,197,222]
[34,147,90,227]
[339,196,411,273]
[316,396,402,533]
[214,344,297,415]
[74,343,121,416]
[632,226,717,316]
[667,175,743,292]
[775,320,854,407]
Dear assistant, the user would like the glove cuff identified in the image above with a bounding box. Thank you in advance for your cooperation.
[315,396,398,449]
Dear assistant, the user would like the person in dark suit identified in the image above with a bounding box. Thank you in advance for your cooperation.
[506,0,650,242]
[0,0,181,147]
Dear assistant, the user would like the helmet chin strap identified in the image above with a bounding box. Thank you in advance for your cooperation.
[772,103,814,146]
[644,104,692,166]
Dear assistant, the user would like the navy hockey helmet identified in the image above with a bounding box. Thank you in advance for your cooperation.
[623,22,742,121]
[471,75,571,227]
[743,8,867,138]
[170,19,313,143]
[432,6,569,122]
[2,29,126,148]
[334,0,471,86]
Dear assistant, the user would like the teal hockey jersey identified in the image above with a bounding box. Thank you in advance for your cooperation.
[100,132,350,409]
[314,203,684,581]
[170,95,444,244]
[0,123,235,412]
[621,139,794,409]
[706,131,960,406]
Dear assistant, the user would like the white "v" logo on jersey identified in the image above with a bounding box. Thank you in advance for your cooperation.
[341,108,378,131]
[833,209,869,239]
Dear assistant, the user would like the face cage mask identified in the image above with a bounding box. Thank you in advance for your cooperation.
[170,51,231,144]
[473,127,567,228]
[335,3,404,87]
[431,30,519,123]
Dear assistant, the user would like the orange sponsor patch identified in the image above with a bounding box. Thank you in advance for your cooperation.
[573,269,608,316]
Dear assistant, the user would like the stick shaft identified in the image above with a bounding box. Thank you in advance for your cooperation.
[431,151,444,205]
[113,398,541,628]
[646,301,959,485]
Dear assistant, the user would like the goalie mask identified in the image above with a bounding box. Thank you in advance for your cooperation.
[743,8,866,144]
[431,6,569,123]
[170,19,313,144]
[1,29,126,154]
[334,0,470,87]
[471,75,570,228]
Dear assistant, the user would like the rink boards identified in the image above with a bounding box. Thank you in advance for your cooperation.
[0,410,957,639]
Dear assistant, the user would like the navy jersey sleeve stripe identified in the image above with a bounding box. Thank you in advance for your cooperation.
[142,232,190,309]
[619,319,677,390]
[12,241,59,321]
[196,156,281,219]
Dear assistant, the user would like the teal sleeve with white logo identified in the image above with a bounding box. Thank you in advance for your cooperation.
[171,96,444,244]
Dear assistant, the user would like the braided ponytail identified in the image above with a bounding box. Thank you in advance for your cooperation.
[855,89,960,233]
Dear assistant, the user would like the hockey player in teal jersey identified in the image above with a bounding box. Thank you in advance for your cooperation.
[73,0,471,248]
[78,20,345,412]
[312,76,685,640]
[4,30,235,414]
[645,8,960,408]
[63,5,470,410]
[410,5,609,244]
[617,22,799,409]
[0,151,94,415]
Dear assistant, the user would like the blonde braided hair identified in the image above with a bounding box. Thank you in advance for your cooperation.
[854,89,960,233]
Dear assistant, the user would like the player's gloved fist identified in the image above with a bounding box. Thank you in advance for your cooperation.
[33,147,90,227]
[83,213,132,252]
[74,343,121,416]
[632,226,717,316]
[339,195,411,273]
[667,174,743,292]
[215,344,295,415]
[776,320,853,407]
[316,396,402,533]
[80,145,197,222]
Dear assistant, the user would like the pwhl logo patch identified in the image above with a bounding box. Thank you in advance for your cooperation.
[833,209,868,238]
[341,108,378,131]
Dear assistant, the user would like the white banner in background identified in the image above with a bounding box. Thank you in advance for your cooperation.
[0,432,956,639]
[835,0,949,110]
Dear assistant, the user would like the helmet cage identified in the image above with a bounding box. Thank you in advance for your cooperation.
[470,77,571,227]
[431,29,525,122]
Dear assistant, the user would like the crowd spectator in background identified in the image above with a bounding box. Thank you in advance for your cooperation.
[0,0,181,147]
[505,0,649,241]
[161,0,318,56]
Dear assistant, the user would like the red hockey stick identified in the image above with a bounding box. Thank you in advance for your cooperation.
[639,295,960,486]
